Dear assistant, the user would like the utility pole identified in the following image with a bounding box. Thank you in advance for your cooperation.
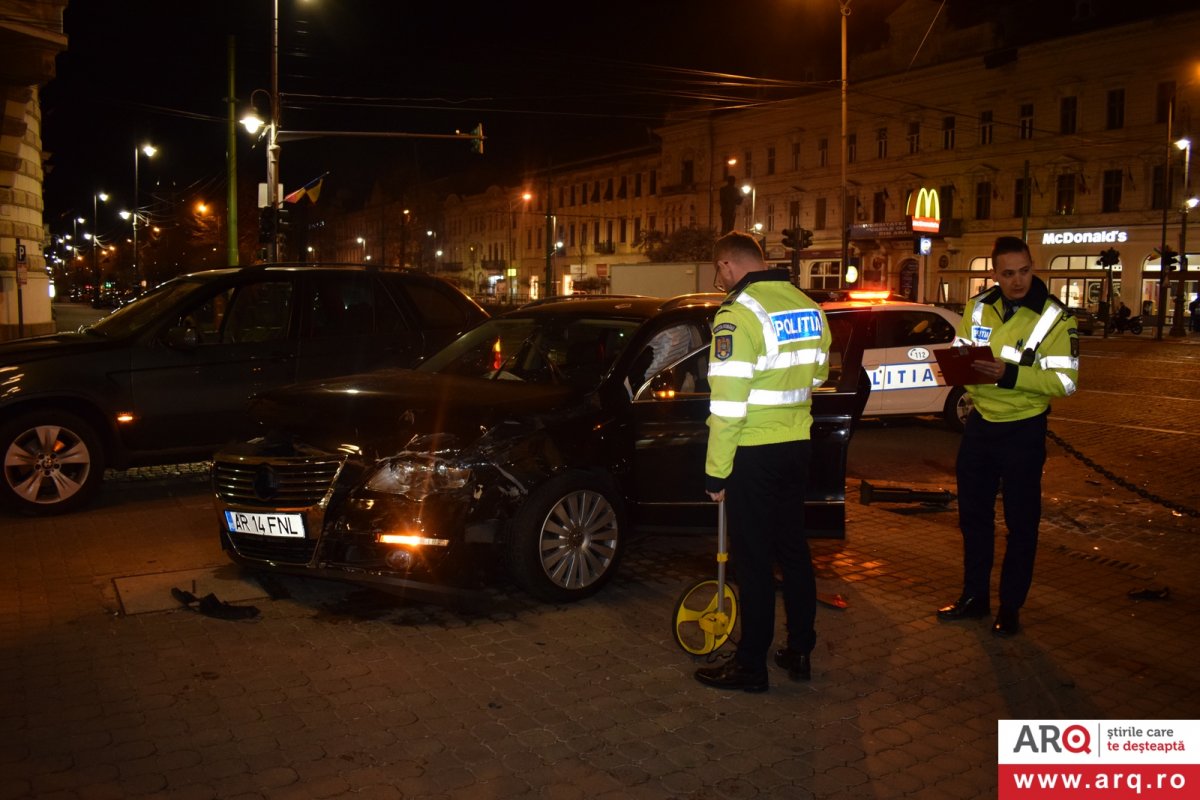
[226,35,240,265]
[1157,97,1174,341]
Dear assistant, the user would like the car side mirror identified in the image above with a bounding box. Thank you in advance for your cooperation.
[164,325,199,350]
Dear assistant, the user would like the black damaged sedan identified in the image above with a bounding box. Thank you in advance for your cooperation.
[212,295,869,603]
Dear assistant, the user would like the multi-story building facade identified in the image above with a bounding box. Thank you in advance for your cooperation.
[0,1,68,341]
[435,2,1200,321]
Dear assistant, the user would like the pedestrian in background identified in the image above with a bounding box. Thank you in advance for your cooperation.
[695,231,831,692]
[938,236,1079,636]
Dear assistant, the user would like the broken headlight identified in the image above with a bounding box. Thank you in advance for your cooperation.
[363,455,472,501]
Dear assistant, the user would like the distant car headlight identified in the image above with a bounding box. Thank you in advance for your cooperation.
[363,455,472,501]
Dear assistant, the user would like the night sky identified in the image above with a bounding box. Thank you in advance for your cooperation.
[37,0,913,236]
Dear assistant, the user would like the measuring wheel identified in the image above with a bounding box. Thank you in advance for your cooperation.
[672,577,738,655]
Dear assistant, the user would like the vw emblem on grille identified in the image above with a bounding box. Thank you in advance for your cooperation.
[253,465,281,500]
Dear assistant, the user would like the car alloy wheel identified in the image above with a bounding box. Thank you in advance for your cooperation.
[1,410,103,515]
[508,472,623,602]
[944,386,974,433]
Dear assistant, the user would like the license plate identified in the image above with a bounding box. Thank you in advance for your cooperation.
[224,510,306,538]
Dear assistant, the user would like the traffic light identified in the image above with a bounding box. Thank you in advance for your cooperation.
[1097,247,1120,268]
[781,228,799,250]
[1162,246,1178,272]
[471,123,484,155]
[258,207,276,244]
[798,228,813,249]
[276,204,292,233]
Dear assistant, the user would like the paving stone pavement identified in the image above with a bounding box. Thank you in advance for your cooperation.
[2,333,1198,799]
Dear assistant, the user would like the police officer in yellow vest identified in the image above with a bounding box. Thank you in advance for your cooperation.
[937,236,1079,636]
[695,231,831,692]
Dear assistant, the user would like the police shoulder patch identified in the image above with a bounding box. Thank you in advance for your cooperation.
[713,322,737,334]
[715,334,733,360]
[1070,336,1079,358]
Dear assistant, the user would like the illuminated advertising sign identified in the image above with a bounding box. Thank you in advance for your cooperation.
[906,187,941,234]
[1041,229,1129,245]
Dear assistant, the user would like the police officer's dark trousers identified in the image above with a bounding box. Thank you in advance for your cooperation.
[956,410,1048,610]
[725,439,816,670]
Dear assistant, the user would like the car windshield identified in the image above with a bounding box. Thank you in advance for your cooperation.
[85,278,208,338]
[417,315,641,389]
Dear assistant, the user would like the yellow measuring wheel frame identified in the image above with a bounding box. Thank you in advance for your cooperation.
[671,499,738,655]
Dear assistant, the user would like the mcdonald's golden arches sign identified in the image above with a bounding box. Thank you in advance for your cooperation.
[906,187,941,234]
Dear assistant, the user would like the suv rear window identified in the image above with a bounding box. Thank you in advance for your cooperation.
[399,279,479,329]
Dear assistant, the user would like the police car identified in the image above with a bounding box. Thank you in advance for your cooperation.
[820,292,972,431]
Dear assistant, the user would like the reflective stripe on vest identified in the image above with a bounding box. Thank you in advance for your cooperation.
[747,387,811,406]
[737,292,779,357]
[756,348,823,372]
[710,400,747,418]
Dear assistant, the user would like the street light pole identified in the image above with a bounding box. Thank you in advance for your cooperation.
[132,143,156,290]
[91,192,107,302]
[840,0,852,282]
[1170,137,1193,337]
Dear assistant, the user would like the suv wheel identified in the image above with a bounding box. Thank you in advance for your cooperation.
[943,386,973,433]
[507,471,624,602]
[1,410,104,515]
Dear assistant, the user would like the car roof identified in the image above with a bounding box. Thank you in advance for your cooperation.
[820,296,960,317]
[506,294,723,320]
[174,263,442,281]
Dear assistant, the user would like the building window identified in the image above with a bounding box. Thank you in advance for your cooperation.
[767,146,776,175]
[1019,103,1035,140]
[788,199,800,228]
[1151,164,1166,210]
[568,223,576,247]
[619,217,627,243]
[681,160,694,186]
[907,122,920,154]
[605,178,614,201]
[848,133,857,164]
[766,202,776,232]
[1060,96,1077,135]
[1156,82,1176,125]
[938,185,955,222]
[581,183,588,206]
[792,142,801,171]
[569,186,575,206]
[979,110,994,145]
[815,197,827,230]
[648,214,656,230]
[876,127,888,159]
[1106,88,1125,130]
[634,173,643,198]
[810,260,842,290]
[1056,173,1077,215]
[1013,177,1029,218]
[872,191,886,223]
[975,181,992,220]
[1101,169,1122,212]
[743,151,753,179]
[818,138,828,168]
[649,170,657,195]
[942,117,956,150]
[592,181,601,203]
[618,176,627,199]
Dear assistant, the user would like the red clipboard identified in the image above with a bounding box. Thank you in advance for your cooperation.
[934,345,995,386]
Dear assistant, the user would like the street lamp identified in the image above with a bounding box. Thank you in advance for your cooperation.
[741,183,756,230]
[356,236,367,262]
[1170,137,1196,337]
[509,192,532,300]
[241,92,279,260]
[91,191,108,302]
[132,143,156,289]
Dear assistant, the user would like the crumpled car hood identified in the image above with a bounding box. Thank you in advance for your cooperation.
[246,368,581,458]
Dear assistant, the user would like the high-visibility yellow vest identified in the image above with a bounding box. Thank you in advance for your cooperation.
[955,278,1079,423]
[705,269,831,482]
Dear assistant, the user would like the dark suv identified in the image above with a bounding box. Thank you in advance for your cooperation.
[0,265,486,515]
[211,294,870,603]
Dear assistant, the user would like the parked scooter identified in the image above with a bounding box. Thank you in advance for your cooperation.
[1107,314,1144,335]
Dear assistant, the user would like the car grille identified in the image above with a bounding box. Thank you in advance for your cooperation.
[213,457,344,508]
[226,532,318,565]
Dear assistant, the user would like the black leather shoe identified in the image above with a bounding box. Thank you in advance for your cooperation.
[773,648,811,681]
[992,606,1020,637]
[937,596,990,620]
[694,659,768,693]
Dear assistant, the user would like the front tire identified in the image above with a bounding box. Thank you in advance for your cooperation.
[0,410,105,515]
[943,386,973,433]
[507,471,624,602]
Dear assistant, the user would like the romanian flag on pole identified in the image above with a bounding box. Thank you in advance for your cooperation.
[284,172,328,204]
